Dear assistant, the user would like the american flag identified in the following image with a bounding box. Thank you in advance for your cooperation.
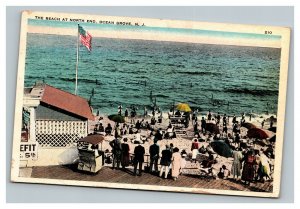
[78,25,92,51]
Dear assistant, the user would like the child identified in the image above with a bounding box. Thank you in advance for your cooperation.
[104,149,112,164]
[180,150,187,174]
[218,165,230,179]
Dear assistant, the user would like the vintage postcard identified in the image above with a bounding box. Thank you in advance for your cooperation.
[11,11,290,198]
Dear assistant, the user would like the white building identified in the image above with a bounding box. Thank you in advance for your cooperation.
[21,82,95,167]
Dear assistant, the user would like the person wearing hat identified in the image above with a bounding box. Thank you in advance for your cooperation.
[149,140,160,173]
[171,147,181,181]
[121,138,130,170]
[133,141,145,176]
[241,149,256,185]
[159,144,172,179]
[231,147,243,181]
[109,137,122,169]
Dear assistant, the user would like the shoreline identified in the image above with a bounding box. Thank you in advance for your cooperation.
[93,110,277,127]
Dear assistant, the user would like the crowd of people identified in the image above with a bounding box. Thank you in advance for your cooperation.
[108,137,186,180]
[95,106,275,186]
[107,135,272,184]
[94,113,175,144]
[231,147,272,184]
[190,110,274,184]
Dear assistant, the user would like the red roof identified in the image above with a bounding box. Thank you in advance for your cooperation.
[40,84,95,120]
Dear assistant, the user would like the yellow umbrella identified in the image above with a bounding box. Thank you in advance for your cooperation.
[176,103,192,112]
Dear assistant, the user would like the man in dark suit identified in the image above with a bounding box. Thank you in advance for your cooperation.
[133,142,145,176]
[109,138,122,169]
[149,140,160,173]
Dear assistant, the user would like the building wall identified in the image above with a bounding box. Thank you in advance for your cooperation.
[19,104,90,167]
[36,104,83,121]
[24,147,79,167]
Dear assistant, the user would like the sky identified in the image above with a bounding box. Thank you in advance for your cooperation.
[27,18,282,48]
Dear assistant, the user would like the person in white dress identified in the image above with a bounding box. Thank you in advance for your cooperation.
[171,147,181,180]
[231,147,243,181]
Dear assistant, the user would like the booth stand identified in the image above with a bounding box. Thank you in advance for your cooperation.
[77,134,104,173]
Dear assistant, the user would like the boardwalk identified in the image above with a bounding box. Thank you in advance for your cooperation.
[30,165,273,193]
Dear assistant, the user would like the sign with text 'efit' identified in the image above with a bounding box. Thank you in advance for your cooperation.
[20,142,38,160]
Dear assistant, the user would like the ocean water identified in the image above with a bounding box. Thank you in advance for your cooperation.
[24,33,281,116]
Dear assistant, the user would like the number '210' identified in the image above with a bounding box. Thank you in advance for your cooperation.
[265,31,272,34]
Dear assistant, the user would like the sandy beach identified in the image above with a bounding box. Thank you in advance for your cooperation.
[89,110,276,179]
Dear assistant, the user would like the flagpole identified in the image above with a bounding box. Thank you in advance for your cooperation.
[75,24,79,95]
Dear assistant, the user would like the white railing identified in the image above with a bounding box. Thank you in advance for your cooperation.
[35,120,87,148]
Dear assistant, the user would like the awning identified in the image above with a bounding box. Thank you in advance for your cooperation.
[78,134,105,145]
